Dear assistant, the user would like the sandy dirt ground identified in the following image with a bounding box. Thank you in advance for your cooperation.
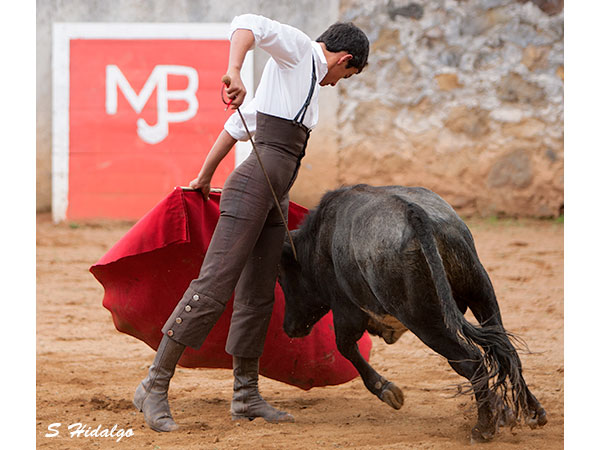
[36,213,563,449]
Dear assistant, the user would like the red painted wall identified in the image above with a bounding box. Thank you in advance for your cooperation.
[68,39,234,220]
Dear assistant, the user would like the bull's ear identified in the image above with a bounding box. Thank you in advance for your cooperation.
[283,228,299,243]
[281,240,295,263]
[282,229,301,264]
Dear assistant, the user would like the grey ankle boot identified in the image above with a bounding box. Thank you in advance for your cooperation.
[230,356,295,423]
[133,334,186,432]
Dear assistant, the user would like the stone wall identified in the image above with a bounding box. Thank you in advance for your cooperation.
[317,0,564,217]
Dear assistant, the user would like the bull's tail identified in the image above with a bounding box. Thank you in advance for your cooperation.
[403,200,528,422]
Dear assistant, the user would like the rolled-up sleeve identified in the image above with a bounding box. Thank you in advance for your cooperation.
[229,14,312,69]
[223,98,257,142]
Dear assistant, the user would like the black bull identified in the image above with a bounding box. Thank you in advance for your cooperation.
[279,184,547,442]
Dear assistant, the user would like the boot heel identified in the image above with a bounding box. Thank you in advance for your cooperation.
[231,414,255,421]
[132,383,145,412]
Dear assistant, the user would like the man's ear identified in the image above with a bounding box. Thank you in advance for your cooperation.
[338,53,353,66]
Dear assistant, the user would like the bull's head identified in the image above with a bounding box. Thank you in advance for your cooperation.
[279,236,330,338]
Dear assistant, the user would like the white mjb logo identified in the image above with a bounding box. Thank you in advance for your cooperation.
[105,65,199,144]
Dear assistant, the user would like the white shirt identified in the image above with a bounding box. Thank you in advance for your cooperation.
[224,14,328,141]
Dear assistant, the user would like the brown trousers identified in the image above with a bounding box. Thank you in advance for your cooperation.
[162,112,309,358]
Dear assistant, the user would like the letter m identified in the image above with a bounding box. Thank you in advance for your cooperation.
[105,65,155,115]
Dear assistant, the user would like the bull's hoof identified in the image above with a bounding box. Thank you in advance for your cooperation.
[527,407,548,429]
[470,425,495,443]
[498,405,517,429]
[379,382,404,410]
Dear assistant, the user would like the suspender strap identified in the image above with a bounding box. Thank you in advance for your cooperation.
[293,57,317,126]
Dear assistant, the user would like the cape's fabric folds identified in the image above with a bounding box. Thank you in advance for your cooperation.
[90,187,372,390]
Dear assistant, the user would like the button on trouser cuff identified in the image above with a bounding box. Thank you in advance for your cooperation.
[161,293,227,350]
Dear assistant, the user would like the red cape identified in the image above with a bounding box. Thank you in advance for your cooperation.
[90,187,371,390]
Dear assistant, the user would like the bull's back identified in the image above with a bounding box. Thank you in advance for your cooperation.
[322,185,485,313]
[329,185,467,245]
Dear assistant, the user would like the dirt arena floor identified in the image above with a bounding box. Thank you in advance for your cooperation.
[36,212,563,449]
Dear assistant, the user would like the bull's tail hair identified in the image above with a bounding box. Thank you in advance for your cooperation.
[404,200,529,423]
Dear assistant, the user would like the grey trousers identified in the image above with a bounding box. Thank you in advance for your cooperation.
[162,112,309,358]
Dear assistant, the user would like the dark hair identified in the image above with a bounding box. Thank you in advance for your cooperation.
[316,22,369,73]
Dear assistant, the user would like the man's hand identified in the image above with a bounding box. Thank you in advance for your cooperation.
[223,71,246,110]
[189,174,211,201]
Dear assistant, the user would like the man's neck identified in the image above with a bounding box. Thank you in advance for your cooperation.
[318,42,336,71]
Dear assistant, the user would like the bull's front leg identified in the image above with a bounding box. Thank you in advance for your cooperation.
[333,310,404,410]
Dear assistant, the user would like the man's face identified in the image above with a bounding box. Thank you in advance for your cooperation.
[320,57,360,87]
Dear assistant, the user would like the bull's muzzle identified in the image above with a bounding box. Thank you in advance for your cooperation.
[283,322,313,339]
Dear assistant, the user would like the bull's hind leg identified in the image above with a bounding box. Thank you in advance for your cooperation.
[463,269,547,429]
[407,322,500,442]
[332,308,404,410]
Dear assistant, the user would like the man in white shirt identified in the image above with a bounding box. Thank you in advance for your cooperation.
[133,14,369,432]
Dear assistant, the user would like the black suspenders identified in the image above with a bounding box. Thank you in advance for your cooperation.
[284,57,316,194]
[292,57,317,129]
